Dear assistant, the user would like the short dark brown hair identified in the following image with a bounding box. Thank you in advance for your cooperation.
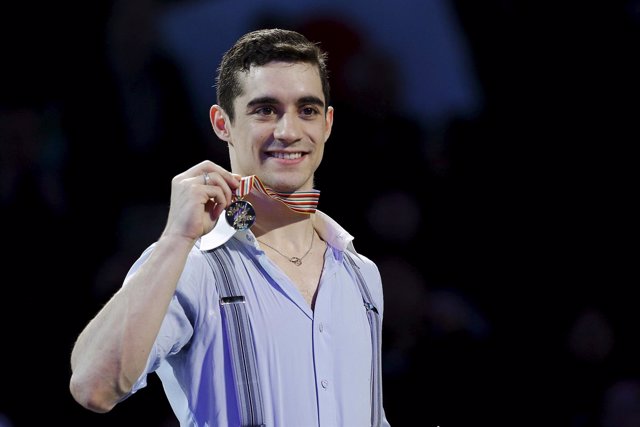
[215,28,330,122]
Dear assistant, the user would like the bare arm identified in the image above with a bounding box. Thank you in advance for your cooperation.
[69,161,239,412]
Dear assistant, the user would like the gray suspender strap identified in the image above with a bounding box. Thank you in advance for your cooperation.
[203,246,266,427]
[343,251,384,427]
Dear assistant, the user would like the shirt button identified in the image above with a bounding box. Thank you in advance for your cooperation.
[319,323,324,332]
[246,234,253,241]
[321,380,328,389]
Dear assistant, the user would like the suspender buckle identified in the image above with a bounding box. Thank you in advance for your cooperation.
[364,302,379,314]
[220,295,246,305]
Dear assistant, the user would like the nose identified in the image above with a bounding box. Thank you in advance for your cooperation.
[274,112,302,143]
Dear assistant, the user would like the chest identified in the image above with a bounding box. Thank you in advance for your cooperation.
[202,244,373,356]
[242,266,372,360]
[263,241,327,307]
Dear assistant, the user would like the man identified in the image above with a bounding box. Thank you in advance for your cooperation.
[70,28,391,426]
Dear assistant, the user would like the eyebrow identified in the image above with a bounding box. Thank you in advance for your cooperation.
[246,95,325,109]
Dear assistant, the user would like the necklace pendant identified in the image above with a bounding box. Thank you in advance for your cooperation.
[225,199,256,230]
[289,257,302,266]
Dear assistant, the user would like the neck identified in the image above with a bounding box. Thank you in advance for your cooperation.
[249,193,315,246]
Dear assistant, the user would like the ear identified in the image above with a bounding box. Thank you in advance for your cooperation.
[323,106,334,142]
[210,105,231,142]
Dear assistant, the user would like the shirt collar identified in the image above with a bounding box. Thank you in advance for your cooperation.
[197,209,356,254]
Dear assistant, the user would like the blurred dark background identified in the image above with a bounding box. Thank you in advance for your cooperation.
[1,1,638,426]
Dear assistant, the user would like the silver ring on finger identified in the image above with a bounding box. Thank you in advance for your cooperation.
[203,172,210,185]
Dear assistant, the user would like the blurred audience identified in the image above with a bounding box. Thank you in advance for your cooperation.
[1,1,637,426]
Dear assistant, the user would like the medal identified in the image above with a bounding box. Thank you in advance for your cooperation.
[225,199,256,230]
[225,176,256,230]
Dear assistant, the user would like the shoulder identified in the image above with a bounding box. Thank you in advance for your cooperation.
[345,248,380,278]
[343,248,386,316]
[124,242,216,296]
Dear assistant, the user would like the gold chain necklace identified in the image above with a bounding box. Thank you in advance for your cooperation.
[257,227,315,266]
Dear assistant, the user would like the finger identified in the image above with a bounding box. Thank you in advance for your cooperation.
[199,161,240,191]
[201,171,234,205]
[203,182,231,207]
[211,202,225,221]
[177,160,239,192]
[183,159,219,176]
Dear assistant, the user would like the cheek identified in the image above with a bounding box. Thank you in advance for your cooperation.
[231,127,260,151]
[246,124,273,145]
[313,141,326,166]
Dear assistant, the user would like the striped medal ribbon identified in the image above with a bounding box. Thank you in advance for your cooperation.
[225,175,320,230]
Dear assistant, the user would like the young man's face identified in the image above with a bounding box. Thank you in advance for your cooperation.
[214,61,333,192]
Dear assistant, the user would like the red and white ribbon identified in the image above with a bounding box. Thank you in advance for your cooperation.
[236,175,320,214]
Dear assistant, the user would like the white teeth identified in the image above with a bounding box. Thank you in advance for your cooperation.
[270,152,303,160]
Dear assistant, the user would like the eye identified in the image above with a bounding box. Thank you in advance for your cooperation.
[255,106,276,116]
[301,106,320,117]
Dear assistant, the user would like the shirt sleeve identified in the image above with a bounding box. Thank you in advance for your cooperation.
[123,245,205,394]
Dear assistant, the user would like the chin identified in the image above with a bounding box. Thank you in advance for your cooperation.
[263,177,312,193]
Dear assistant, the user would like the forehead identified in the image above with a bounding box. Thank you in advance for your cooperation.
[236,61,324,103]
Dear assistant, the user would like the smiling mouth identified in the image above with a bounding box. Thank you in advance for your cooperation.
[267,152,305,160]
